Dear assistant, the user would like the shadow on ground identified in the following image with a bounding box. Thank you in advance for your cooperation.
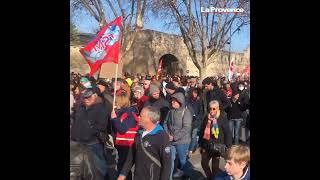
[173,161,206,180]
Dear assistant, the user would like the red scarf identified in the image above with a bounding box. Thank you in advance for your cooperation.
[203,120,211,140]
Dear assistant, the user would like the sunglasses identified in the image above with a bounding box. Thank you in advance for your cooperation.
[209,107,216,111]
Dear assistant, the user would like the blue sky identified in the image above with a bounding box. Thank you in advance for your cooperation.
[72,6,249,53]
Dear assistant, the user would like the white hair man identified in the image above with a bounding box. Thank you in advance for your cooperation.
[118,106,171,180]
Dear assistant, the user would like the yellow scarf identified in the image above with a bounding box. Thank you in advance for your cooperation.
[211,110,220,139]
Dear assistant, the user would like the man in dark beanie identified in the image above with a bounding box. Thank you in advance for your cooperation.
[226,89,247,145]
[144,84,170,126]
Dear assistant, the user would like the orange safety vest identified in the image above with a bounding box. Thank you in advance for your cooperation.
[115,112,139,146]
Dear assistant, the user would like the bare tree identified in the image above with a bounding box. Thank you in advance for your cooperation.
[151,0,250,79]
[70,0,149,59]
[70,22,79,44]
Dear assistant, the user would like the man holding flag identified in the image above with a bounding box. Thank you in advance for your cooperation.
[74,16,122,180]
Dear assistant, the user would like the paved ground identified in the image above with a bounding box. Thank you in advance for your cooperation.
[172,150,226,180]
[172,127,249,179]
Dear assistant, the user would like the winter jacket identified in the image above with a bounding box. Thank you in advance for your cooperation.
[111,106,138,147]
[186,86,196,100]
[176,87,186,95]
[71,97,109,144]
[239,90,250,111]
[163,92,192,145]
[120,124,171,180]
[165,93,174,103]
[187,96,204,129]
[98,89,115,136]
[73,94,82,113]
[144,96,170,125]
[98,89,113,113]
[226,98,247,120]
[213,165,250,180]
[230,82,239,92]
[199,111,232,150]
[203,87,230,114]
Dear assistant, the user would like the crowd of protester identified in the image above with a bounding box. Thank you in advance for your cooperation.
[70,71,250,180]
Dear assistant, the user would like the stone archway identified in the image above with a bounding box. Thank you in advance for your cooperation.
[159,54,181,76]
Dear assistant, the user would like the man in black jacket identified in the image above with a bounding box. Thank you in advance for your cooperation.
[202,77,230,114]
[144,85,170,126]
[71,88,113,180]
[227,89,248,145]
[118,106,171,180]
[187,88,204,154]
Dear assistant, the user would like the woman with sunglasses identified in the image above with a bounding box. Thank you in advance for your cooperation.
[199,100,232,180]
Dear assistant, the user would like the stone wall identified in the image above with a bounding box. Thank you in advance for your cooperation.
[70,30,250,78]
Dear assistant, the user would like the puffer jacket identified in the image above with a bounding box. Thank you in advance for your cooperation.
[163,92,192,145]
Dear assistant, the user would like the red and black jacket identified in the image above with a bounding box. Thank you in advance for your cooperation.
[112,106,139,147]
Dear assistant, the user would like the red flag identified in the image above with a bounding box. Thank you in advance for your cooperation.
[80,16,122,77]
[157,58,163,77]
[228,59,234,81]
[243,66,250,76]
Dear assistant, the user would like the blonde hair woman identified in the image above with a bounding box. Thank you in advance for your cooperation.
[198,100,232,179]
[111,93,138,180]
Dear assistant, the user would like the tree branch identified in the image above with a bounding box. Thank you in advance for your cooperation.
[169,3,200,70]
[80,0,100,22]
[106,0,118,18]
[141,0,148,17]
[193,0,202,33]
[117,0,127,18]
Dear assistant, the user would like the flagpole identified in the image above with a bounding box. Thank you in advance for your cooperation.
[113,63,119,107]
[97,66,101,80]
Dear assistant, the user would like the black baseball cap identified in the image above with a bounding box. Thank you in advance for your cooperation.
[81,88,95,98]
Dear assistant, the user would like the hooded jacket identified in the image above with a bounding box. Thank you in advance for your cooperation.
[163,92,192,145]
